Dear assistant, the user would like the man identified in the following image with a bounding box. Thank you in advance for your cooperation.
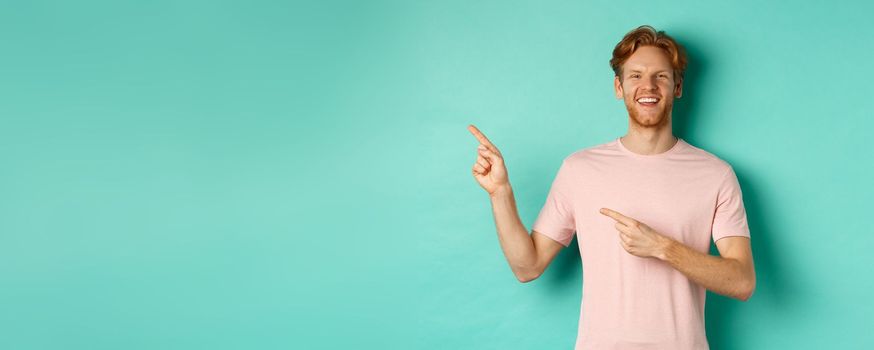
[467,25,755,349]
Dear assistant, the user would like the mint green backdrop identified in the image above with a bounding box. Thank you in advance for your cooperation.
[1,1,871,349]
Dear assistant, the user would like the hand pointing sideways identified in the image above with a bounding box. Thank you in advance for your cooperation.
[467,124,510,196]
[600,208,673,260]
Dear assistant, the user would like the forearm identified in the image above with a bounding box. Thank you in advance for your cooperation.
[488,184,538,279]
[657,237,754,301]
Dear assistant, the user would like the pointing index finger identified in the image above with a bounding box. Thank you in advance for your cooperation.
[599,208,635,226]
[467,124,496,149]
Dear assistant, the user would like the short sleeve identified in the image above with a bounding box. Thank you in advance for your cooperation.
[711,166,750,243]
[532,159,576,247]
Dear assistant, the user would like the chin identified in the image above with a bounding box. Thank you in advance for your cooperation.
[625,102,672,128]
[634,118,662,127]
[628,111,669,128]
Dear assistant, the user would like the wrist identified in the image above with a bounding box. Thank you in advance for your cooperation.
[655,235,676,261]
[489,184,513,199]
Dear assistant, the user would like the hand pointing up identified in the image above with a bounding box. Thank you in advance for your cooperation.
[468,124,510,196]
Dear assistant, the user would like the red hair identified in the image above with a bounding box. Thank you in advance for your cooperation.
[610,25,688,82]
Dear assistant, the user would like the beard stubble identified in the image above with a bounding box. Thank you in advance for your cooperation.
[626,99,673,129]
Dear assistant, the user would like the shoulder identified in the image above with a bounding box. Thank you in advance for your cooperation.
[680,140,737,178]
[562,138,620,164]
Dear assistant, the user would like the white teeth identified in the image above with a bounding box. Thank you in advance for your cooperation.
[637,97,658,103]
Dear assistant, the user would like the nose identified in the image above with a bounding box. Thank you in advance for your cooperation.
[642,75,658,90]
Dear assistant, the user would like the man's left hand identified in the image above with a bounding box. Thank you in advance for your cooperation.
[599,208,672,260]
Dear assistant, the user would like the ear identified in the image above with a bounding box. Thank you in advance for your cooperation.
[614,76,623,99]
[674,78,683,98]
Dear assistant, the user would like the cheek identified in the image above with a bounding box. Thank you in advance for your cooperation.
[665,80,679,91]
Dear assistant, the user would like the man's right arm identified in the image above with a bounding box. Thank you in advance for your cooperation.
[489,184,565,283]
[468,124,565,283]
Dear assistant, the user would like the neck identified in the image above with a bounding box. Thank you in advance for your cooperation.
[621,118,677,155]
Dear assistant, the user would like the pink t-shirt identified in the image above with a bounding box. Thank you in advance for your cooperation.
[532,137,750,350]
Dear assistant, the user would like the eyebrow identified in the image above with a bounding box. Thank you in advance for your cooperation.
[626,69,670,74]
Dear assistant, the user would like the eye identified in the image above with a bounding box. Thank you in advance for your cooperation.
[630,74,641,79]
[658,74,668,79]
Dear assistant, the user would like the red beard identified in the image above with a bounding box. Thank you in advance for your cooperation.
[626,99,673,128]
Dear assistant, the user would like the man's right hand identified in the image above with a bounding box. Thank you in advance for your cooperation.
[468,124,510,196]
[468,124,564,283]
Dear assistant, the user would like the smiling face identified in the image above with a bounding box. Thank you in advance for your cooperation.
[614,45,683,129]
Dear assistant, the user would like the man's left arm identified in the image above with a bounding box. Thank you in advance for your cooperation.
[658,235,756,301]
[599,208,756,301]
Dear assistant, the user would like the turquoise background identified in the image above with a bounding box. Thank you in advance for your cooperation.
[1,0,872,349]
